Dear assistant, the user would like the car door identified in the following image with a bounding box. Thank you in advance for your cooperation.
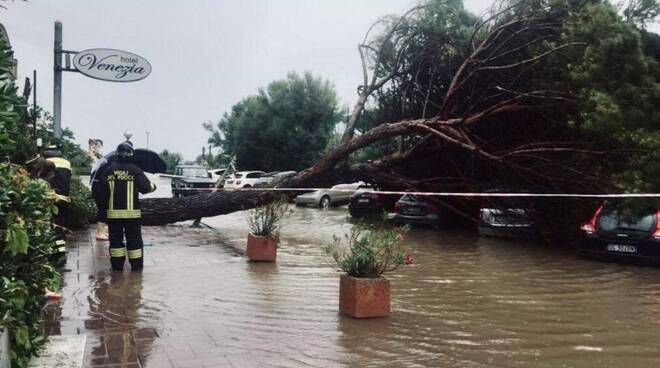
[336,184,354,203]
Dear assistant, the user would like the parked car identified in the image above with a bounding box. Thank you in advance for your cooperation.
[579,204,660,265]
[295,182,364,208]
[254,171,297,187]
[208,168,227,181]
[478,193,535,238]
[393,194,441,227]
[171,165,216,197]
[223,171,266,189]
[348,184,388,218]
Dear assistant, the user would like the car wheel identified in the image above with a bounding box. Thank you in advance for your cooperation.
[243,185,252,189]
[320,196,331,209]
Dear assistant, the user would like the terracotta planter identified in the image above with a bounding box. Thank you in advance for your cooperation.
[246,233,277,262]
[339,274,390,318]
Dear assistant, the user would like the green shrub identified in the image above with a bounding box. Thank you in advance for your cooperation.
[63,177,97,229]
[0,164,61,368]
[325,224,413,278]
[245,199,291,237]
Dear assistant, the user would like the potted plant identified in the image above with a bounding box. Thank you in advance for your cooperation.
[245,199,290,262]
[326,224,413,318]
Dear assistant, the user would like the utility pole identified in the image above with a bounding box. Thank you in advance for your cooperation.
[53,21,62,139]
[32,69,37,137]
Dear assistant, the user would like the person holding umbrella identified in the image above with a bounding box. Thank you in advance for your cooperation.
[98,142,157,271]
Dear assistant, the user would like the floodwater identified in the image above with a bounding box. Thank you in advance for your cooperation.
[69,176,660,367]
[202,207,660,368]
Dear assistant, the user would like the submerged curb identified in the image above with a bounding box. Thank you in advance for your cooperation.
[28,335,86,368]
[0,328,9,368]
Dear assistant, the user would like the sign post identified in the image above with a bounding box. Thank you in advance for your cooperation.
[53,21,62,139]
[52,21,151,140]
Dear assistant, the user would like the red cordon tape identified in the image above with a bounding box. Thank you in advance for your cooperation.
[169,187,660,198]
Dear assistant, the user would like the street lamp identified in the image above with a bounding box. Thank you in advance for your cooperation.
[123,131,133,142]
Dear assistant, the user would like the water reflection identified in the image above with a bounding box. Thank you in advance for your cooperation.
[85,272,153,367]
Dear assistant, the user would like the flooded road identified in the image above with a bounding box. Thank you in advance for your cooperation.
[70,176,660,367]
[201,206,660,367]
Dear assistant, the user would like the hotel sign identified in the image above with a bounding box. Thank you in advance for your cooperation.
[72,48,151,82]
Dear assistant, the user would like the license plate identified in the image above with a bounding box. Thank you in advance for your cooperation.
[358,199,369,203]
[405,208,421,214]
[606,244,637,253]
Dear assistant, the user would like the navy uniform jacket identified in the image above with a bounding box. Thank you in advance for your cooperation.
[99,160,156,220]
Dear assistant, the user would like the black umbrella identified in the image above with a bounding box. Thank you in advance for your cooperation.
[91,148,166,183]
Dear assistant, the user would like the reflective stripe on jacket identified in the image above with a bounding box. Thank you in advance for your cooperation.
[100,161,156,219]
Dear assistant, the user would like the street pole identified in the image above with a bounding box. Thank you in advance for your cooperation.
[53,21,62,139]
[32,69,37,137]
[146,131,150,149]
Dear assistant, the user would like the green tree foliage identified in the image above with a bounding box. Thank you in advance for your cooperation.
[63,177,97,229]
[33,116,93,170]
[620,0,660,28]
[206,72,342,171]
[0,38,34,164]
[350,0,660,196]
[561,2,660,193]
[159,149,184,174]
[0,164,61,368]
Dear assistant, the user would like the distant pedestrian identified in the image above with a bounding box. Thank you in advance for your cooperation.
[42,139,72,267]
[98,142,156,271]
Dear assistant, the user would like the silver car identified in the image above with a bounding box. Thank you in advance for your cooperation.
[295,182,364,209]
[254,171,297,187]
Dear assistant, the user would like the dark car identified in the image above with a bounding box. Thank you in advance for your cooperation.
[477,194,536,238]
[348,184,391,218]
[171,165,216,197]
[579,205,660,265]
[393,194,441,227]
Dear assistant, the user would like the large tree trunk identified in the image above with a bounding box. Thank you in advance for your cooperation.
[140,191,278,226]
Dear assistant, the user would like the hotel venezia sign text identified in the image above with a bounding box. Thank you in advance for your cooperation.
[72,48,152,82]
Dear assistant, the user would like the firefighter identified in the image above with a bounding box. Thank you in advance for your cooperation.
[42,139,72,267]
[99,142,156,271]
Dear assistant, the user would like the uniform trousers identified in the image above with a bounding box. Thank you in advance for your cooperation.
[108,219,144,271]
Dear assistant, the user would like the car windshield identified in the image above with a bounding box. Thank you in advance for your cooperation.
[598,210,656,232]
[180,168,208,177]
[401,194,423,202]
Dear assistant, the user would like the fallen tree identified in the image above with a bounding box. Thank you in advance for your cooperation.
[142,0,660,231]
[141,190,280,226]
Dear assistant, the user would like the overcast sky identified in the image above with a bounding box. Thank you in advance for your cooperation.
[4,0,492,160]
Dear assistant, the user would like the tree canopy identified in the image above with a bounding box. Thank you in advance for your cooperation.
[205,72,342,171]
[146,0,660,234]
[159,149,184,174]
